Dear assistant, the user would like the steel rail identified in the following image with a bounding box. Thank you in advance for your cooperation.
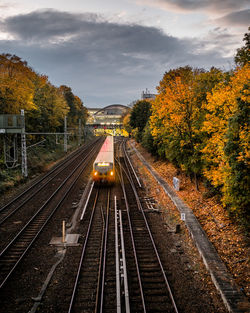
[0,143,97,257]
[0,140,100,226]
[0,144,99,289]
[0,137,101,217]
[140,203,179,313]
[115,196,121,313]
[114,194,130,313]
[123,140,142,188]
[99,188,110,313]
[80,181,95,220]
[116,143,147,313]
[68,189,100,313]
[95,203,106,313]
[119,206,130,313]
[68,187,110,313]
[121,141,179,313]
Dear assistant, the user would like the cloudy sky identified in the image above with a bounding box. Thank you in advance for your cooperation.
[0,1,249,108]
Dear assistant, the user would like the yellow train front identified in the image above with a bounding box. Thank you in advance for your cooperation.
[92,136,115,184]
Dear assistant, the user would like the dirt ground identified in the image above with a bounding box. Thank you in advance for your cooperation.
[128,139,249,301]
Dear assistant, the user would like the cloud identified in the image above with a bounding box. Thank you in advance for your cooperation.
[0,2,20,19]
[0,2,15,10]
[215,9,250,27]
[2,10,104,41]
[1,9,234,106]
[197,28,242,59]
[139,0,249,15]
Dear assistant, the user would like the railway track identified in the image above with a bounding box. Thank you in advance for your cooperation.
[68,137,179,312]
[0,136,232,313]
[68,187,111,313]
[0,140,102,289]
[1,136,180,312]
[0,138,102,227]
[116,139,179,313]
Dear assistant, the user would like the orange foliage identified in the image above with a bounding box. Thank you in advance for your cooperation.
[202,64,250,197]
[0,54,37,113]
[150,66,204,174]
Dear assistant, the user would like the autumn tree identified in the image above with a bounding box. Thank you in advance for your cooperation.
[150,66,228,188]
[202,64,250,218]
[28,80,69,132]
[194,67,229,106]
[0,54,37,114]
[122,112,132,135]
[60,85,88,129]
[0,53,90,153]
[0,54,87,136]
[150,66,201,186]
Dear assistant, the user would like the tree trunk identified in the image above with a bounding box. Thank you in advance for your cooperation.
[194,173,199,191]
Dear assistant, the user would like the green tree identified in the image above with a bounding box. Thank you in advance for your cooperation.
[130,100,151,142]
[141,121,157,154]
[27,79,69,133]
[235,27,250,67]
[224,84,250,221]
[60,85,88,129]
[202,64,249,223]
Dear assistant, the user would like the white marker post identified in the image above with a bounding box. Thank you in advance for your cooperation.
[173,177,180,191]
[62,220,66,243]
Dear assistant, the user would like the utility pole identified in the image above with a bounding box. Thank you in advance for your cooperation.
[21,109,28,177]
[64,116,67,152]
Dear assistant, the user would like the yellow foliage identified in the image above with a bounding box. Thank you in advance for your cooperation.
[202,64,250,189]
[150,69,199,144]
[0,54,37,113]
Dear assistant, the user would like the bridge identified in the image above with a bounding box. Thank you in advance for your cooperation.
[86,104,130,136]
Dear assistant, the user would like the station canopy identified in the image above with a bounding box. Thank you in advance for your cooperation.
[87,104,129,125]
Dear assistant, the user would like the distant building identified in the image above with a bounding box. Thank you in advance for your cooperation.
[128,89,156,108]
[86,104,129,125]
[141,88,156,101]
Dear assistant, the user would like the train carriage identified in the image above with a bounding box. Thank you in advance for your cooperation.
[92,136,115,184]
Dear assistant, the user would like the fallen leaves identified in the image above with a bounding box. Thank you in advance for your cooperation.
[130,139,250,299]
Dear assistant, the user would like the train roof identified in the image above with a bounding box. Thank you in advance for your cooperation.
[99,136,113,153]
[94,151,113,164]
[94,136,114,164]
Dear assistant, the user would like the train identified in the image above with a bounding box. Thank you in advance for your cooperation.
[92,136,115,184]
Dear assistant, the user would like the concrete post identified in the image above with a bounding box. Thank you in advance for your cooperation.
[21,110,28,177]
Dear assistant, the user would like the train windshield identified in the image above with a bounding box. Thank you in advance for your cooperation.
[97,162,110,167]
[95,162,113,170]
